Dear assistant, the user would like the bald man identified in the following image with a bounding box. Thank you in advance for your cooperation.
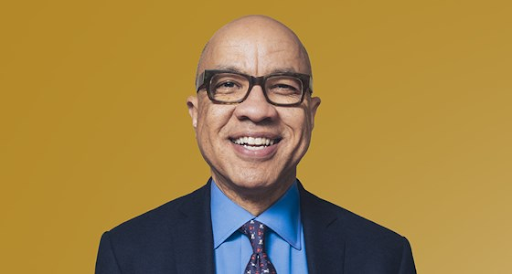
[95,16,416,274]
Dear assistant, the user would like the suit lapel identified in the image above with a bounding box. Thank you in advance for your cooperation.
[172,180,215,274]
[300,183,346,274]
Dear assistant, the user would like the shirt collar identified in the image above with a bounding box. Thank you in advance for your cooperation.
[210,180,302,250]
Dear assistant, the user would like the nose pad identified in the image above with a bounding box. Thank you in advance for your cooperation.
[243,85,268,104]
[234,85,278,122]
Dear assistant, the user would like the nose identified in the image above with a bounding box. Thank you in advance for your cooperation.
[233,85,278,123]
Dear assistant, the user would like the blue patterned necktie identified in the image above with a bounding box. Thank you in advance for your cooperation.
[239,220,277,274]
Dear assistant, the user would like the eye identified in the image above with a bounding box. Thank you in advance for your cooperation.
[274,84,297,90]
[219,81,237,88]
[268,82,301,95]
[210,73,248,95]
[214,80,243,94]
[266,76,303,96]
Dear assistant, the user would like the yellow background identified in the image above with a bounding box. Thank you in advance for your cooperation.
[1,0,511,273]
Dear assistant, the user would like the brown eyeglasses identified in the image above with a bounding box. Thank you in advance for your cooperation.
[195,70,313,106]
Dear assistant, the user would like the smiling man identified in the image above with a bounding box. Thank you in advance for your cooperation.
[96,15,416,274]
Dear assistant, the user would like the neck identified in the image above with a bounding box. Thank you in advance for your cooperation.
[212,175,295,216]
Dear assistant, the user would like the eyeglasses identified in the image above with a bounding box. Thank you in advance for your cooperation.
[195,70,313,106]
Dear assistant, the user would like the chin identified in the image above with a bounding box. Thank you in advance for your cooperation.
[213,170,276,189]
[212,162,295,190]
[232,176,277,190]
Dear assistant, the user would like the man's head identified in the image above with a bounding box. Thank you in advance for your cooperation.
[187,15,320,212]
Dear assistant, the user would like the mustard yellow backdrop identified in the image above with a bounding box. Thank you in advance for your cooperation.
[1,0,511,273]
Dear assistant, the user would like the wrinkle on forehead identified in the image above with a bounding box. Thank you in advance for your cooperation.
[196,15,311,78]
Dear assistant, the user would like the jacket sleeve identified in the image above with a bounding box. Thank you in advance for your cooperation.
[398,237,417,274]
[95,231,123,274]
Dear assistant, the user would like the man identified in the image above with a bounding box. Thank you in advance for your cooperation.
[95,15,416,274]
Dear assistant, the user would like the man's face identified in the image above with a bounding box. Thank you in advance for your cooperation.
[188,22,320,196]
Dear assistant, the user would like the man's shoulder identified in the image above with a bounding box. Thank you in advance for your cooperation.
[105,183,210,242]
[300,185,409,248]
[96,183,214,272]
[300,185,416,272]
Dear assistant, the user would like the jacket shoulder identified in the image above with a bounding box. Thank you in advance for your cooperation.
[301,185,406,240]
[110,185,207,235]
[300,186,416,273]
[96,183,215,274]
[99,184,210,261]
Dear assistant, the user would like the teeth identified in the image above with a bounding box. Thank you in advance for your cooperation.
[233,137,276,147]
[244,145,265,151]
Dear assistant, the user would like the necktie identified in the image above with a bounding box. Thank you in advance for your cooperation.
[240,220,277,274]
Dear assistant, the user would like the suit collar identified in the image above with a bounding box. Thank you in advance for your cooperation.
[172,179,215,274]
[299,182,346,274]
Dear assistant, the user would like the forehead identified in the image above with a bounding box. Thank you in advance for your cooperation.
[200,33,309,76]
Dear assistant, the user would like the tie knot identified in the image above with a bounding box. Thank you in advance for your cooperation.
[240,220,268,254]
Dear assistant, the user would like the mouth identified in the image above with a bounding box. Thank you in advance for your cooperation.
[230,136,282,151]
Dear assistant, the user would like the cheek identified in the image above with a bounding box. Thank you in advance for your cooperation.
[280,107,311,133]
[196,103,235,139]
[197,101,218,128]
[195,104,214,145]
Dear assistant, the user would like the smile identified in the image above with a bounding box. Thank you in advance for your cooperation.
[230,137,281,151]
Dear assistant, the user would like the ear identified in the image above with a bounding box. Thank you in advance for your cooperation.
[309,96,321,129]
[186,95,198,129]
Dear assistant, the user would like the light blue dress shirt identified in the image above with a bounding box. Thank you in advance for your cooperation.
[210,180,308,274]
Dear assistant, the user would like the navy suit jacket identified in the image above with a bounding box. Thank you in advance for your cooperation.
[96,181,416,273]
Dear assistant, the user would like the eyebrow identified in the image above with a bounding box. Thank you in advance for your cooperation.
[211,66,246,74]
[211,66,301,76]
[268,68,299,74]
